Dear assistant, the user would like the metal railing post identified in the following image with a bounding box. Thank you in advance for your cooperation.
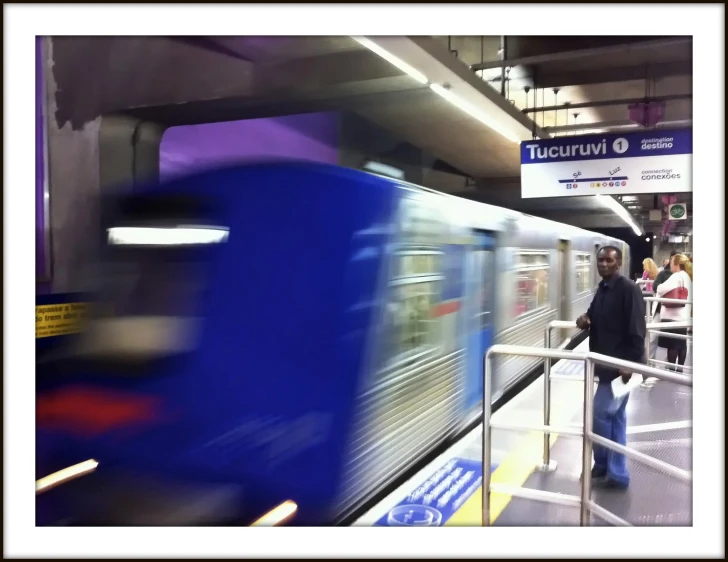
[645,330,651,362]
[580,358,595,526]
[539,325,557,472]
[482,350,494,526]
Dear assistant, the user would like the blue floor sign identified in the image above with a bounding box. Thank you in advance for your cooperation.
[376,458,498,527]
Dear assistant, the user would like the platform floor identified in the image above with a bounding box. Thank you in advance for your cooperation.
[354,338,692,527]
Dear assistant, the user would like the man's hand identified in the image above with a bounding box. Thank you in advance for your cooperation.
[619,370,632,384]
[576,314,591,330]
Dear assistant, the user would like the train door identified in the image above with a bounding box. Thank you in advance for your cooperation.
[622,241,631,277]
[557,240,570,343]
[464,231,496,413]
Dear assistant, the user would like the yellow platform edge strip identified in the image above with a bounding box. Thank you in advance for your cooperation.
[445,430,560,526]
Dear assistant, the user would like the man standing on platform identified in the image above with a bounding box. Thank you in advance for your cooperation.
[576,246,646,489]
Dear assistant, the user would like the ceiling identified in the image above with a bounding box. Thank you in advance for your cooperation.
[49,34,693,235]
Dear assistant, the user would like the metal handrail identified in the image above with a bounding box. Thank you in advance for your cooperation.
[646,320,693,330]
[482,344,693,527]
[645,320,693,368]
[643,296,693,322]
[649,357,692,372]
[643,296,693,305]
[648,330,692,341]
[542,318,692,469]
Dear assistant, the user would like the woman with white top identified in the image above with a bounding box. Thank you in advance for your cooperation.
[655,253,693,370]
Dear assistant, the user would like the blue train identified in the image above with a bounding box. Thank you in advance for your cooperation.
[36,161,629,525]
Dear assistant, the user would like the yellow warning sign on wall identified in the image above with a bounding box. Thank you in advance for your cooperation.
[36,302,89,339]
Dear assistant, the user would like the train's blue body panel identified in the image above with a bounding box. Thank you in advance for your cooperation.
[36,162,398,523]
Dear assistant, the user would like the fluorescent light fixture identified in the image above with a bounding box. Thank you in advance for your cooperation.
[595,194,642,236]
[108,226,229,246]
[352,37,428,84]
[36,459,99,494]
[363,161,405,179]
[250,500,298,526]
[429,83,521,144]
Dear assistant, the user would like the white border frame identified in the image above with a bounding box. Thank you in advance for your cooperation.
[5,3,724,558]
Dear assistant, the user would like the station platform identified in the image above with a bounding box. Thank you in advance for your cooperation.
[353,337,692,527]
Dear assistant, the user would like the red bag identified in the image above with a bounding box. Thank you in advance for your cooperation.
[663,276,688,308]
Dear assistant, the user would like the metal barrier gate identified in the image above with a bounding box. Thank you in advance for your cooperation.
[481,296,693,526]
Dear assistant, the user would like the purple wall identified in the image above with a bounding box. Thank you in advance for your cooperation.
[159,112,339,181]
[36,36,49,285]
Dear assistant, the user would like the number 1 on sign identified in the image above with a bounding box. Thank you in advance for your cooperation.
[612,138,629,154]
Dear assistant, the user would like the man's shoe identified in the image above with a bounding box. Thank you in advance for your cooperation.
[579,470,608,486]
[604,478,629,490]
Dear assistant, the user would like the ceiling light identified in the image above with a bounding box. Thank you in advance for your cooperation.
[363,161,405,179]
[645,237,651,242]
[352,37,429,85]
[429,83,521,144]
[595,194,642,236]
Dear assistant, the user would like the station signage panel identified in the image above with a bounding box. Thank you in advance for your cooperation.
[520,129,692,198]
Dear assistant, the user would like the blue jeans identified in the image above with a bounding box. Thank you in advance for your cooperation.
[592,382,630,487]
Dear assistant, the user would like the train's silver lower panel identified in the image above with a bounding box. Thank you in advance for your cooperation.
[492,308,558,401]
[335,351,465,519]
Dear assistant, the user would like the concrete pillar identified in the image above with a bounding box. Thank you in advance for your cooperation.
[44,37,102,294]
[99,115,165,194]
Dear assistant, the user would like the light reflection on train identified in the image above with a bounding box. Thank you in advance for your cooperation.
[35,161,629,525]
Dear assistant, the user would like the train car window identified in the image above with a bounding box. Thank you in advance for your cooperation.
[382,251,444,368]
[97,193,225,319]
[395,251,442,278]
[69,193,226,365]
[575,253,592,294]
[389,277,441,354]
[514,252,550,318]
[380,195,446,371]
[398,198,441,244]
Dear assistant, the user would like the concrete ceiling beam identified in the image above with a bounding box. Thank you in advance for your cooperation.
[470,37,691,71]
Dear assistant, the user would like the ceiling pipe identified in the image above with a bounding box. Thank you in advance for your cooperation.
[523,93,692,114]
[545,118,692,134]
[470,37,692,72]
[499,36,507,97]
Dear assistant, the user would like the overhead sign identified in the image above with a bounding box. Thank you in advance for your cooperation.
[520,129,692,198]
[668,202,688,220]
[375,458,495,527]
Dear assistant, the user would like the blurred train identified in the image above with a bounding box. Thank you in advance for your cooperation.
[36,161,629,525]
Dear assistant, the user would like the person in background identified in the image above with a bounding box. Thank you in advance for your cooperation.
[655,253,693,370]
[641,258,659,293]
[576,246,646,490]
[640,250,679,386]
[652,250,678,317]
